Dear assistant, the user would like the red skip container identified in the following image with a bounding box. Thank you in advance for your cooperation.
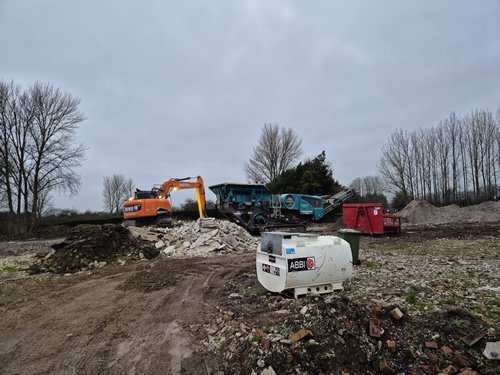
[342,203,401,235]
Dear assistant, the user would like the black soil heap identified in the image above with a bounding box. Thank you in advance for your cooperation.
[28,225,159,274]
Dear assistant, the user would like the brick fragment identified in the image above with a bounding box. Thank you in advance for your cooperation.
[381,358,396,375]
[369,318,382,338]
[441,345,453,357]
[386,340,397,353]
[461,328,486,347]
[256,328,266,337]
[453,355,471,368]
[370,303,382,315]
[260,337,271,350]
[425,341,438,349]
[425,350,439,364]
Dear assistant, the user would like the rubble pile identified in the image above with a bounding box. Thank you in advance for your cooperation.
[131,218,260,257]
[27,225,159,274]
[398,199,500,225]
[199,274,499,375]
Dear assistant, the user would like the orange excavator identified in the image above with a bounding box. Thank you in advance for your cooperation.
[123,176,206,226]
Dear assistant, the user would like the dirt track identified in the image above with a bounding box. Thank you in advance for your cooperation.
[0,253,254,374]
[0,222,499,374]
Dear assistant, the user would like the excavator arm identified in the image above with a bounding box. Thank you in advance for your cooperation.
[157,176,207,218]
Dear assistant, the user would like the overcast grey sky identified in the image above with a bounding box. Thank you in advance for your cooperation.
[1,1,499,211]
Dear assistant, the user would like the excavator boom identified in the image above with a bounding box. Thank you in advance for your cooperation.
[157,176,207,218]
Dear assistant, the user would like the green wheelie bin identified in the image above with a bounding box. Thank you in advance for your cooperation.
[337,228,361,265]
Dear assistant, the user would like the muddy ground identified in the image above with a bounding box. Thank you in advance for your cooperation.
[0,222,499,375]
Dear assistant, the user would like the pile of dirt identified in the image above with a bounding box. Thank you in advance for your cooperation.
[27,225,159,274]
[398,199,500,225]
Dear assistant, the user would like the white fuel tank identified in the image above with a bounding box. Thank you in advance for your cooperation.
[256,232,353,298]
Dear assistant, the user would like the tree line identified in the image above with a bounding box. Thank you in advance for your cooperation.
[378,108,500,207]
[0,81,87,234]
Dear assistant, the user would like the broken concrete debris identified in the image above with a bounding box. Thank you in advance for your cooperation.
[130,218,259,257]
[389,307,404,320]
[483,341,500,360]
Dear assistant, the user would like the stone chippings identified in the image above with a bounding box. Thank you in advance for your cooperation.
[348,246,500,318]
[131,218,260,258]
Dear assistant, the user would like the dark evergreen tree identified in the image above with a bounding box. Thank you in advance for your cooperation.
[267,151,342,195]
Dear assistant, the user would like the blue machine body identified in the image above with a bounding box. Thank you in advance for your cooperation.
[209,183,353,233]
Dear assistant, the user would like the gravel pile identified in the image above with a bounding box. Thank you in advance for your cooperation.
[398,200,500,224]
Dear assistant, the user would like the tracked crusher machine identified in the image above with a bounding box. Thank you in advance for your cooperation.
[209,183,356,234]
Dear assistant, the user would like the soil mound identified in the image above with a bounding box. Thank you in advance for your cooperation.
[398,199,500,224]
[28,225,159,274]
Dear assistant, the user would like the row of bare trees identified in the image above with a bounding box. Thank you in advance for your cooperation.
[0,81,87,234]
[378,108,500,207]
[350,175,384,197]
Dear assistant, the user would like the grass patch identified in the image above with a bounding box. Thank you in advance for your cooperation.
[249,354,258,366]
[255,289,268,296]
[1,265,24,273]
[405,292,417,304]
[364,261,379,268]
[452,319,469,328]
[444,298,457,305]
[252,334,262,342]
[278,327,294,336]
[73,223,94,230]
[379,244,414,252]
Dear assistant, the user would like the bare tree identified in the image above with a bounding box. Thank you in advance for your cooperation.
[0,80,87,233]
[443,112,460,204]
[244,124,303,183]
[103,174,135,214]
